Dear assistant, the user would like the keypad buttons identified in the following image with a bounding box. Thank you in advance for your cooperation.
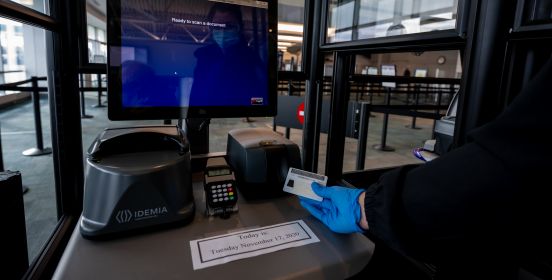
[224,197,229,201]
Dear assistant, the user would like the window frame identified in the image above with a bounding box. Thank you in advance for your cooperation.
[320,0,470,51]
[312,0,472,181]
[512,0,552,35]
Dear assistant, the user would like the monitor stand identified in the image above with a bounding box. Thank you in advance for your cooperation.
[180,118,210,155]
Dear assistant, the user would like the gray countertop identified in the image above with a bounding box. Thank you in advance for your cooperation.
[53,176,374,280]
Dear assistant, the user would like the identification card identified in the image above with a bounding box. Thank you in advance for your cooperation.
[282,168,327,201]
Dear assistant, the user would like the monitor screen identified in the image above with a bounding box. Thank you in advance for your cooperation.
[107,0,276,120]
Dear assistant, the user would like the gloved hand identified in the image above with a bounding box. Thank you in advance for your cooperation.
[299,182,365,234]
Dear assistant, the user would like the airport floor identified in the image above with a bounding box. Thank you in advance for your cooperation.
[0,92,434,263]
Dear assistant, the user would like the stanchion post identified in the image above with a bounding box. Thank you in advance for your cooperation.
[408,84,421,129]
[373,87,395,152]
[0,122,4,171]
[356,103,370,170]
[93,73,106,108]
[22,77,52,156]
[285,80,293,139]
[80,73,93,119]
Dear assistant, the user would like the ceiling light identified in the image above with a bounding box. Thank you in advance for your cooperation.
[278,35,303,42]
[277,42,293,46]
[278,22,303,33]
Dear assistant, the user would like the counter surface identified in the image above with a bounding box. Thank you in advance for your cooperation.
[53,176,374,280]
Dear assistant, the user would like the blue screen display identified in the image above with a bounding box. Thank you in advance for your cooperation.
[115,0,269,108]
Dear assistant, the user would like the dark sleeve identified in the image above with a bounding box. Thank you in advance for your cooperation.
[363,57,552,262]
[364,143,520,262]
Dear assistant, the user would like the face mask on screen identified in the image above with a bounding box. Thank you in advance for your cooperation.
[212,29,240,49]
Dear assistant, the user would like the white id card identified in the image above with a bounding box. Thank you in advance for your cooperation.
[283,168,327,201]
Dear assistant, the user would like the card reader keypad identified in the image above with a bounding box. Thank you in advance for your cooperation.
[208,182,236,206]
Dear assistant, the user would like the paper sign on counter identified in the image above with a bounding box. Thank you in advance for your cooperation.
[190,220,319,270]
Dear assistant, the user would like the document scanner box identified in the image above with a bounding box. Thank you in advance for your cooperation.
[227,128,302,200]
[80,126,195,239]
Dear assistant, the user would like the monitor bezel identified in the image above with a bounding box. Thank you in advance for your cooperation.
[106,0,278,120]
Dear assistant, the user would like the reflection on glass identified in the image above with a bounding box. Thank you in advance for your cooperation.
[278,0,304,71]
[522,0,552,24]
[327,0,458,43]
[86,0,107,63]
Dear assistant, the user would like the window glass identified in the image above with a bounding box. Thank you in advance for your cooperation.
[0,18,55,262]
[87,25,95,40]
[206,0,306,153]
[278,0,305,71]
[0,18,26,85]
[342,50,461,173]
[327,0,459,43]
[86,0,107,63]
[7,0,48,15]
[96,28,106,43]
[521,0,552,25]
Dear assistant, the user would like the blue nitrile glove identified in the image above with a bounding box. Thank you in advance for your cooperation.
[299,182,365,234]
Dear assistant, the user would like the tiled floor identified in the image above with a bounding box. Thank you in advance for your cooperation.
[0,92,435,263]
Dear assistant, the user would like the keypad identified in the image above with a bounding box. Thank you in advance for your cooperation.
[207,182,236,207]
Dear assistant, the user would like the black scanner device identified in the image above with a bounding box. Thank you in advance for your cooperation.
[80,126,195,239]
[227,128,302,200]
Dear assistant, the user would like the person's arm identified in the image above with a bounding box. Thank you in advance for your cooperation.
[362,142,517,261]
[301,141,517,260]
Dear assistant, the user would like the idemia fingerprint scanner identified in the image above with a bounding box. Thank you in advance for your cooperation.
[80,126,195,239]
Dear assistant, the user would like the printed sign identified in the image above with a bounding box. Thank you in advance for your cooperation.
[190,220,320,270]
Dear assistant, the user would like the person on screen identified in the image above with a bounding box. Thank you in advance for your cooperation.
[122,60,179,107]
[189,3,267,107]
[300,57,552,279]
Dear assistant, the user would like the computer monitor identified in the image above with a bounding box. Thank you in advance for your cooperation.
[107,0,277,120]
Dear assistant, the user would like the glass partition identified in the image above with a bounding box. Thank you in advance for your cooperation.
[326,0,459,43]
[0,17,56,262]
[85,0,306,70]
[278,0,305,71]
[342,50,462,173]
